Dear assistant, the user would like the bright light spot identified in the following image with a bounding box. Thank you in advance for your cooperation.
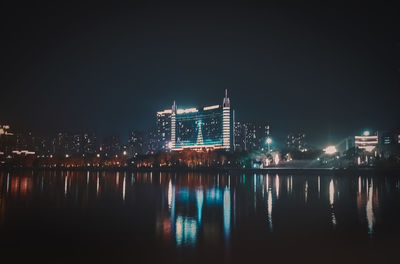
[274,154,280,165]
[65,154,69,158]
[323,146,337,155]
[329,179,334,205]
[223,187,231,239]
[177,108,198,114]
[266,137,272,144]
[97,154,100,158]
[123,151,127,156]
[364,146,375,152]
[363,130,371,136]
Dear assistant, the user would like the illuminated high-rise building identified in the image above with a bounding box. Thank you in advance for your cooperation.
[156,109,172,151]
[355,130,378,152]
[164,90,233,151]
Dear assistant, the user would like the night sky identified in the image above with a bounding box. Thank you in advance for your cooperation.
[1,1,399,147]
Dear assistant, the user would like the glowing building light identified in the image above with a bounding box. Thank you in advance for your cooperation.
[323,146,337,155]
[203,105,220,110]
[157,109,172,115]
[177,108,198,114]
[274,154,280,165]
[363,130,371,136]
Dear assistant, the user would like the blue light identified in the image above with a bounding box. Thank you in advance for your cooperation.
[223,187,231,240]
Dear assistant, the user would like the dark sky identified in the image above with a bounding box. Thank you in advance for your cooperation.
[1,1,399,147]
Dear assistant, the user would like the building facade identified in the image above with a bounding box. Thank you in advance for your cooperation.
[286,133,307,151]
[156,109,172,151]
[166,90,233,151]
[234,122,270,151]
[379,129,400,158]
[354,131,378,152]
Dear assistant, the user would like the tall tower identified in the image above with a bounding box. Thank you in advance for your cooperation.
[196,120,204,146]
[171,101,177,150]
[222,89,231,150]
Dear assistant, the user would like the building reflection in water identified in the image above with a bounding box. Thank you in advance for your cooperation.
[122,175,126,201]
[0,171,387,242]
[196,189,203,226]
[266,174,273,231]
[253,174,257,210]
[356,176,379,235]
[305,180,308,203]
[64,174,68,196]
[366,178,374,234]
[96,174,99,197]
[275,175,280,200]
[318,176,320,198]
[223,187,231,241]
[329,179,337,227]
[160,174,234,247]
[176,216,197,247]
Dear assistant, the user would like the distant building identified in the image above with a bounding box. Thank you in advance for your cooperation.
[54,132,72,156]
[354,130,378,152]
[234,121,246,151]
[82,133,98,155]
[102,135,121,156]
[344,136,355,151]
[379,129,400,158]
[0,124,13,136]
[287,133,307,151]
[156,109,172,151]
[0,124,15,154]
[234,122,270,151]
[143,127,158,154]
[128,130,145,156]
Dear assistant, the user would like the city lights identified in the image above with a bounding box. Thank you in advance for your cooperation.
[323,146,337,155]
[1,3,399,263]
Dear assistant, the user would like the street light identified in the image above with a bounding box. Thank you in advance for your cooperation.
[266,137,272,152]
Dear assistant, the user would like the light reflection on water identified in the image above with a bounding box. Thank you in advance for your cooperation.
[0,170,399,253]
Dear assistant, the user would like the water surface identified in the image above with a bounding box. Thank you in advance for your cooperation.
[0,170,399,263]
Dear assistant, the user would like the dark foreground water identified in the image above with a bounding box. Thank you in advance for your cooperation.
[0,170,399,263]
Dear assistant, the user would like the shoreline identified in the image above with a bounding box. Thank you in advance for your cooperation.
[1,166,399,175]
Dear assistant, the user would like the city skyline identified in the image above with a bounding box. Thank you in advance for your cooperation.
[1,2,400,263]
[1,1,399,147]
